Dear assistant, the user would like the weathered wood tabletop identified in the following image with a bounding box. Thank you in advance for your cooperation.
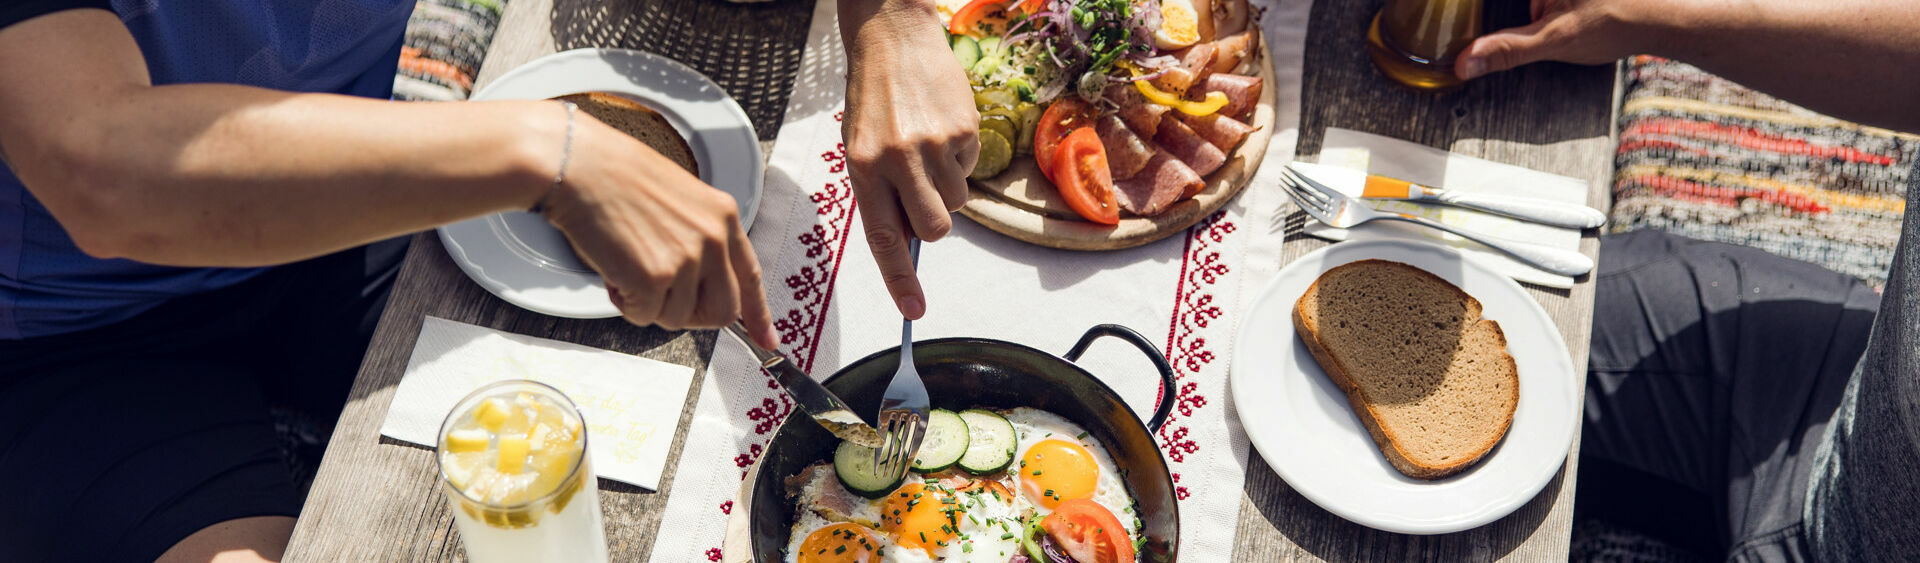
[285,0,1614,560]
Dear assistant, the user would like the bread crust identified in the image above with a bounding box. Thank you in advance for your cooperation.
[1291,260,1518,480]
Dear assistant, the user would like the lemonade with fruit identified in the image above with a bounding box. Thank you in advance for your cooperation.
[436,381,608,563]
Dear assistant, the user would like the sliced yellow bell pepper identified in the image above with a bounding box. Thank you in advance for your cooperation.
[1133,79,1229,116]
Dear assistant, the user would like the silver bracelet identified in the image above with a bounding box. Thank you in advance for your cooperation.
[529,100,578,214]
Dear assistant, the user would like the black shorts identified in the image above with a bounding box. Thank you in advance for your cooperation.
[1579,231,1881,561]
[0,239,406,562]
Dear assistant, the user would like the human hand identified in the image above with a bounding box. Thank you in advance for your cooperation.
[841,0,980,319]
[540,115,778,349]
[1455,0,1670,81]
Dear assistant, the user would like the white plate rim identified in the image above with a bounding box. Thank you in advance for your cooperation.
[1228,238,1580,535]
[438,47,763,319]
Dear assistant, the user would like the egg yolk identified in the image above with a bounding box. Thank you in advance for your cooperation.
[1019,439,1100,509]
[798,522,881,563]
[880,483,962,554]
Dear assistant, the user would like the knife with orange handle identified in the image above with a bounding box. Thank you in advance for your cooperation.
[1290,162,1609,230]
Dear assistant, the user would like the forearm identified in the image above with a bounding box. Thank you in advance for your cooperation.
[839,0,941,62]
[1654,0,1920,132]
[7,86,556,267]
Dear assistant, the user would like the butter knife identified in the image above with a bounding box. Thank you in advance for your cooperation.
[723,322,883,448]
[1289,161,1608,229]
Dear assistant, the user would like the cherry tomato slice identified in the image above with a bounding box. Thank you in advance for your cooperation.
[1048,127,1120,225]
[1040,499,1136,563]
[1033,97,1096,179]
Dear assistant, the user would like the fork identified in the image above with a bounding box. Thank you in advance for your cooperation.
[1279,165,1596,277]
[872,237,930,479]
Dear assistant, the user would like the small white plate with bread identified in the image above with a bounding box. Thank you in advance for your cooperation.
[439,48,762,319]
[1230,238,1579,535]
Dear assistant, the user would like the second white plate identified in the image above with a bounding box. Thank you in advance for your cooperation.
[1229,238,1580,535]
[440,48,763,319]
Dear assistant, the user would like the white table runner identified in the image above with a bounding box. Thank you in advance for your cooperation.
[646,0,1313,560]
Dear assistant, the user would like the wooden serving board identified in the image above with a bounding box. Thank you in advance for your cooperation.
[959,38,1278,251]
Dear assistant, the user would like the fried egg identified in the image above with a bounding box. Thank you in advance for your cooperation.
[1002,408,1139,537]
[787,407,1139,562]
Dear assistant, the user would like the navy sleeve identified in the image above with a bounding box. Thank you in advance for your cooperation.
[1,0,112,32]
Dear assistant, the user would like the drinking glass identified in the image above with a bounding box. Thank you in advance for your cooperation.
[436,380,610,563]
[1366,0,1484,90]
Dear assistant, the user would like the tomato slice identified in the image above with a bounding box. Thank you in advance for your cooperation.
[1033,98,1096,179]
[1040,499,1136,563]
[948,0,1045,35]
[1048,127,1120,225]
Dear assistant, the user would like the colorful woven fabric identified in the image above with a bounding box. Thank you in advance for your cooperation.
[394,0,507,101]
[1611,56,1918,288]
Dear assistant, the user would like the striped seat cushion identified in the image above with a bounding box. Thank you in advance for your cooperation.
[1611,56,1916,288]
[394,0,507,101]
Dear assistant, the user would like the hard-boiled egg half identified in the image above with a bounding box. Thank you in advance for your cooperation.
[1154,0,1202,50]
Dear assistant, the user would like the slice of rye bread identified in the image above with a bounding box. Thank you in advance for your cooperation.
[1292,259,1519,480]
[555,92,699,176]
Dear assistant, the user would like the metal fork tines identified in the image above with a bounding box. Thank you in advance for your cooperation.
[1278,165,1596,277]
[873,237,930,478]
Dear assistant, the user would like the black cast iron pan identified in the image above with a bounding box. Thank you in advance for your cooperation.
[747,324,1181,562]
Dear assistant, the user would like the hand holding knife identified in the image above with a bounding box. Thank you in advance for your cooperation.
[1289,162,1607,230]
[723,322,883,448]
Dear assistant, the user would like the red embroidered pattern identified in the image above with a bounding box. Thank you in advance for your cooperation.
[1159,211,1235,501]
[707,111,861,558]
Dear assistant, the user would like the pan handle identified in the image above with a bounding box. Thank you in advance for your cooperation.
[1064,324,1178,433]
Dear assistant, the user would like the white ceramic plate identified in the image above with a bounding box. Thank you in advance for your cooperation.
[1229,238,1580,535]
[439,48,762,319]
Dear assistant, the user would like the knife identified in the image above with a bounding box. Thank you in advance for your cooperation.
[723,322,884,448]
[1289,162,1608,229]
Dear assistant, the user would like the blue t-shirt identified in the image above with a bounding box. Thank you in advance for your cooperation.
[0,0,414,339]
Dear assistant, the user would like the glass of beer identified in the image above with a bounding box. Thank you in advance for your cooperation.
[436,380,609,563]
[1366,0,1484,90]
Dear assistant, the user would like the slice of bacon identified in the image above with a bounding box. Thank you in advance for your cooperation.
[1116,152,1203,216]
[1095,115,1157,180]
[1188,73,1262,120]
[1178,112,1255,152]
[1208,30,1261,75]
[1155,118,1227,177]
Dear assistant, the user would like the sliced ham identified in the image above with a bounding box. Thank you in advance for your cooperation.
[1189,73,1262,120]
[1211,0,1250,37]
[1179,112,1255,152]
[1096,115,1157,180]
[1108,84,1172,139]
[1116,153,1202,216]
[1175,42,1219,84]
[1208,30,1261,75]
[1149,66,1199,96]
[1155,118,1226,177]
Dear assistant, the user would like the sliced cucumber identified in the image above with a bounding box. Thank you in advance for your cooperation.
[956,409,1017,474]
[1007,76,1036,102]
[833,441,904,498]
[969,130,1013,180]
[976,36,1002,57]
[910,409,969,473]
[950,36,982,72]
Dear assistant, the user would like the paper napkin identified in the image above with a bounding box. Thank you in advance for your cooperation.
[1303,128,1593,288]
[380,316,696,491]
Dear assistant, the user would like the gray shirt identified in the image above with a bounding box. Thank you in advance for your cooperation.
[1806,164,1920,559]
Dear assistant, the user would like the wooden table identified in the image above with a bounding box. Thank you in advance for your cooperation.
[286,0,1615,560]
